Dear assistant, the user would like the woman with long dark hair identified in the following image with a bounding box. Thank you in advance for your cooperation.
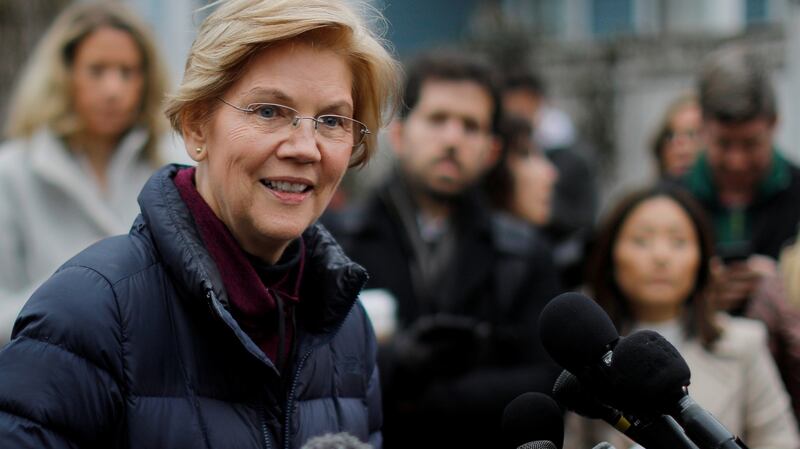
[566,183,799,449]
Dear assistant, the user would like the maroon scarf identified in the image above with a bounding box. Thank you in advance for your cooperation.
[173,167,303,368]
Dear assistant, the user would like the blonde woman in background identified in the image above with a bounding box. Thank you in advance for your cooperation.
[0,1,173,342]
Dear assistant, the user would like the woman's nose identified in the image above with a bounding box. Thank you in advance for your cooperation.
[99,69,126,98]
[278,121,322,163]
[651,239,673,263]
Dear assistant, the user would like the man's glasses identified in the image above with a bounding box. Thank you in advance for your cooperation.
[218,98,370,148]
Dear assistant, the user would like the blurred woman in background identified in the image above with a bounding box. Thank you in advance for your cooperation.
[485,115,558,228]
[651,94,703,179]
[565,184,799,449]
[0,1,172,341]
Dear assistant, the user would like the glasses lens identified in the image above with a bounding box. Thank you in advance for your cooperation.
[317,115,368,147]
[248,103,295,131]
[240,102,369,148]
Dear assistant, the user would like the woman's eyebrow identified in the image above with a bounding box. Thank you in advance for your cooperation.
[320,100,354,115]
[241,87,292,103]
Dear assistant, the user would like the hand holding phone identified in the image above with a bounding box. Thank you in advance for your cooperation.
[717,241,751,265]
[712,242,756,314]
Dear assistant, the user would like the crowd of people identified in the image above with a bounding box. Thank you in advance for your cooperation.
[0,1,799,449]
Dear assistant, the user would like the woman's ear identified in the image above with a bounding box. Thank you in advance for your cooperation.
[182,113,209,162]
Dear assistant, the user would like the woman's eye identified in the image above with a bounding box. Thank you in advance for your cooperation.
[255,105,278,119]
[671,238,688,248]
[320,116,343,128]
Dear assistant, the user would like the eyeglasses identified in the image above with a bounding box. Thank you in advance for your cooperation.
[218,98,370,148]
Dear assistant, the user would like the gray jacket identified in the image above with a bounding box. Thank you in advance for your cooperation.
[0,127,184,342]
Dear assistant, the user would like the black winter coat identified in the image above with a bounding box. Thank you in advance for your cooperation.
[325,182,561,449]
[0,165,382,449]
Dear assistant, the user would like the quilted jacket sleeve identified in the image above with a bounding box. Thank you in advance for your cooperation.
[0,265,125,448]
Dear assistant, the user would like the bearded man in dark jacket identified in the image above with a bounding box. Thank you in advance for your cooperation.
[325,50,561,449]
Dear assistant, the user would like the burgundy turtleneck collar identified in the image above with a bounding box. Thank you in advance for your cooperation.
[173,167,303,368]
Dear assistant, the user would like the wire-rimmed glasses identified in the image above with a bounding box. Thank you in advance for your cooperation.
[218,97,370,148]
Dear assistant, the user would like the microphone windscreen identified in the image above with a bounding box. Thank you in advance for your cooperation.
[502,392,564,449]
[538,292,619,372]
[607,330,691,414]
[517,441,557,449]
[552,370,609,420]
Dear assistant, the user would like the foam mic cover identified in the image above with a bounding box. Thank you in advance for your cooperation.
[502,392,564,449]
[553,370,617,421]
[606,330,691,415]
[538,293,620,373]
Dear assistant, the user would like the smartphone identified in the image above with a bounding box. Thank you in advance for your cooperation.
[717,241,751,264]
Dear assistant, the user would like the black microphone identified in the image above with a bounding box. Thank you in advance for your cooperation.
[538,292,620,376]
[539,293,700,449]
[608,330,749,449]
[552,370,631,432]
[554,370,700,449]
[502,392,564,449]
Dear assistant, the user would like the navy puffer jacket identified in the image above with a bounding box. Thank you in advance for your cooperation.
[0,165,381,449]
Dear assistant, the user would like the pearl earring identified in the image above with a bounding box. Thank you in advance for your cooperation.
[195,147,203,154]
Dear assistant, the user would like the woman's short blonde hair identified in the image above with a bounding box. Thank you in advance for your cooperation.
[164,0,400,168]
[4,1,169,164]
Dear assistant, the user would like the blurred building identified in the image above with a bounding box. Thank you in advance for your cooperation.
[0,0,72,127]
[493,0,783,40]
[122,0,210,86]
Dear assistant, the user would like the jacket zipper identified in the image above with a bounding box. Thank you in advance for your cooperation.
[283,308,354,449]
[283,347,314,449]
[258,403,273,449]
[206,289,359,449]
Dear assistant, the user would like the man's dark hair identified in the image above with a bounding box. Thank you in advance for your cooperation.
[484,115,533,210]
[399,49,502,135]
[501,70,546,97]
[698,45,777,123]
